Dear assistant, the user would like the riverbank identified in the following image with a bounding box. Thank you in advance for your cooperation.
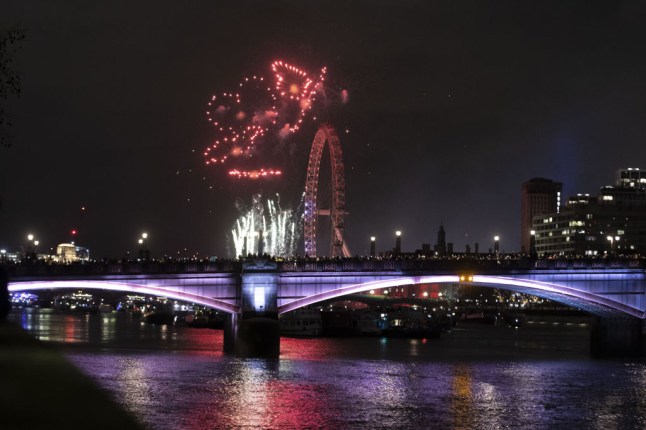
[0,321,141,429]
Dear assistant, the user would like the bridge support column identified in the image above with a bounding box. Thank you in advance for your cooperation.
[591,317,644,358]
[223,263,280,358]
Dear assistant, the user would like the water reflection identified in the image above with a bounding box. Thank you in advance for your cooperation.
[9,309,646,430]
[101,315,116,343]
[117,357,153,412]
[451,365,474,429]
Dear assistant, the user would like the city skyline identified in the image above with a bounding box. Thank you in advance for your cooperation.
[2,1,646,258]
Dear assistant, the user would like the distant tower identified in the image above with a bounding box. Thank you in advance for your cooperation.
[521,178,562,253]
[436,224,447,256]
[258,230,264,256]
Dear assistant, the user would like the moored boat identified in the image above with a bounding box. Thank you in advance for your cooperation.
[381,310,441,339]
[280,308,323,337]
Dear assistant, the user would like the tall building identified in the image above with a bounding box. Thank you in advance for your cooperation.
[533,168,646,256]
[520,178,562,253]
[434,224,447,256]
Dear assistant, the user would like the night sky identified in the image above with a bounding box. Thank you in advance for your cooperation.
[2,1,646,259]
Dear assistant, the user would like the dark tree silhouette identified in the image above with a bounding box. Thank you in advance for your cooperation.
[0,26,25,149]
[0,27,24,212]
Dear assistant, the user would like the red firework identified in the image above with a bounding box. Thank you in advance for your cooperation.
[204,76,275,166]
[228,169,283,179]
[203,60,326,179]
[271,61,326,133]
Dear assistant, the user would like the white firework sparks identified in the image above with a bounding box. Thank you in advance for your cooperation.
[231,194,298,257]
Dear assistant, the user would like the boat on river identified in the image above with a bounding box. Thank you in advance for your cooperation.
[280,308,323,337]
[321,310,382,336]
[381,310,441,339]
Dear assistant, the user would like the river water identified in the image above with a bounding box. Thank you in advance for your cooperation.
[9,308,646,429]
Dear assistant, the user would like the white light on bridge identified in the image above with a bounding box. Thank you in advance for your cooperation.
[254,287,265,311]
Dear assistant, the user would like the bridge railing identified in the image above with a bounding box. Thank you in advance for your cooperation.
[276,258,646,272]
[3,258,644,277]
[4,261,243,277]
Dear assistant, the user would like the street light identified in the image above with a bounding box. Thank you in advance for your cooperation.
[494,235,500,256]
[395,231,402,255]
[25,233,38,260]
[138,232,149,260]
[607,235,620,255]
[529,230,536,258]
[370,236,376,258]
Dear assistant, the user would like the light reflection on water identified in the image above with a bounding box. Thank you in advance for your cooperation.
[9,308,646,429]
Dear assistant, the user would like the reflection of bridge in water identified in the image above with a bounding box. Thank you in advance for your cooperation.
[7,258,646,357]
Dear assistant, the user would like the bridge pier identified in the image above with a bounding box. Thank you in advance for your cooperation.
[590,317,644,358]
[224,314,279,358]
[223,262,280,358]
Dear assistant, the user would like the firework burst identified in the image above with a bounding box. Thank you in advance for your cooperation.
[203,61,326,179]
[231,194,298,257]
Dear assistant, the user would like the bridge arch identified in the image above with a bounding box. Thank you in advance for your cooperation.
[8,280,239,314]
[278,275,644,318]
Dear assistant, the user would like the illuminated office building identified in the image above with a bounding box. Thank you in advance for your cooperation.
[532,168,646,256]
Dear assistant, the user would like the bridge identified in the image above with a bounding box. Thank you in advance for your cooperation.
[5,258,646,357]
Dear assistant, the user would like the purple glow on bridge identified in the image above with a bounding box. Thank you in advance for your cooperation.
[471,276,644,318]
[278,274,644,318]
[8,280,239,314]
[278,276,459,314]
[8,270,645,319]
